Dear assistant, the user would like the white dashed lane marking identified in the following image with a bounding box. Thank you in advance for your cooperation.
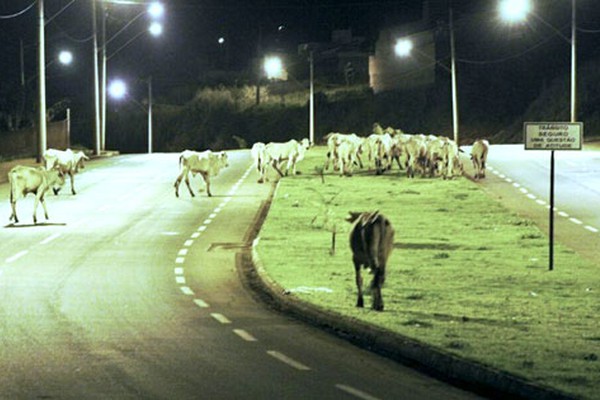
[6,250,28,263]
[233,329,258,342]
[211,313,232,324]
[175,276,186,284]
[266,351,311,371]
[493,165,599,237]
[193,298,209,308]
[180,286,194,295]
[335,384,381,400]
[40,233,61,245]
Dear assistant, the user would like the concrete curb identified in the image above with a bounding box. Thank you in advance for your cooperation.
[237,181,578,400]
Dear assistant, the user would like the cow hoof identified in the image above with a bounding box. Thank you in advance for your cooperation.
[53,188,59,195]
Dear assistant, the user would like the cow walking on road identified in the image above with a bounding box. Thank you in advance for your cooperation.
[174,150,229,197]
[347,211,395,311]
[8,166,65,224]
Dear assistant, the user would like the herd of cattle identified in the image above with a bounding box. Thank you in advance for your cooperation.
[322,130,490,180]
[6,135,489,312]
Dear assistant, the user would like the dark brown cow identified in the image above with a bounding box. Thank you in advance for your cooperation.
[346,211,395,311]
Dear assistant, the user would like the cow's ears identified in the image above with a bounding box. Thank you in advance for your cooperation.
[345,211,362,223]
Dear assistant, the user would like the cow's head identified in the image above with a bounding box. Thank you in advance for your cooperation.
[218,151,229,168]
[47,169,66,195]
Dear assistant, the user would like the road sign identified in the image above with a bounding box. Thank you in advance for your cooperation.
[524,122,583,150]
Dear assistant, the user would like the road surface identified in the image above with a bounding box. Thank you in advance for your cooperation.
[0,152,483,399]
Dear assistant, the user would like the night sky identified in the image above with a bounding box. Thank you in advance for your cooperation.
[2,0,600,134]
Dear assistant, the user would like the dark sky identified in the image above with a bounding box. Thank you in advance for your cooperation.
[2,0,600,118]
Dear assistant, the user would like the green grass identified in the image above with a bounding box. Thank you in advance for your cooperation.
[256,146,600,399]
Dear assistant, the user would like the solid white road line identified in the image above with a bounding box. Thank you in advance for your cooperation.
[266,351,310,371]
[193,298,210,308]
[335,384,381,400]
[211,313,232,324]
[6,250,28,263]
[233,329,258,342]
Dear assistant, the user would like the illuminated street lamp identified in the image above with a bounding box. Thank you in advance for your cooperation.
[58,50,73,66]
[498,0,532,23]
[394,39,413,57]
[108,78,154,154]
[264,56,284,80]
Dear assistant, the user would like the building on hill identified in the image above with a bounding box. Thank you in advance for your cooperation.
[298,29,370,85]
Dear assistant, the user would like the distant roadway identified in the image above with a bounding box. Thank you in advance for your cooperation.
[0,152,483,399]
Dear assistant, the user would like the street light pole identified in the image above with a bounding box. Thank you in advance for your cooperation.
[570,0,577,123]
[92,0,102,156]
[449,8,460,145]
[148,76,153,154]
[37,0,47,162]
[309,50,315,145]
[101,4,108,152]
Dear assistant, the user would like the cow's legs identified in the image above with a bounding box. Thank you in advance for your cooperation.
[39,193,50,222]
[69,171,76,195]
[9,198,18,223]
[354,259,364,308]
[371,268,385,311]
[183,170,195,197]
[271,160,285,177]
[173,171,185,197]
[201,172,212,197]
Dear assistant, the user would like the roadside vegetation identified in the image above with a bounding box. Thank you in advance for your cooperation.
[255,146,600,399]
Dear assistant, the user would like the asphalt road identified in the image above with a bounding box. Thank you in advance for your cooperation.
[0,152,483,399]
[464,143,600,266]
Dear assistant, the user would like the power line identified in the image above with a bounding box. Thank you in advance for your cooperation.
[0,0,36,19]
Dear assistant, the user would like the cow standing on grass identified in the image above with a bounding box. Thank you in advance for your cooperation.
[347,211,395,311]
[174,150,229,197]
[260,138,310,181]
[470,139,489,179]
[8,166,65,224]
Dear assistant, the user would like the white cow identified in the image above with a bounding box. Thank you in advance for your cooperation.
[404,135,428,178]
[261,138,310,181]
[439,138,463,179]
[8,165,65,224]
[43,148,89,195]
[324,133,364,171]
[471,139,490,179]
[250,142,267,182]
[174,150,229,197]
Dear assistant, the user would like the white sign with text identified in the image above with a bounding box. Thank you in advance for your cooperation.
[524,122,583,150]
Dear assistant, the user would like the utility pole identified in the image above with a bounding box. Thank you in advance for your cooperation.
[37,0,47,162]
[92,0,102,155]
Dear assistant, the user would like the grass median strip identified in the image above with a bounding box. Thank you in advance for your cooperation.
[255,146,600,399]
